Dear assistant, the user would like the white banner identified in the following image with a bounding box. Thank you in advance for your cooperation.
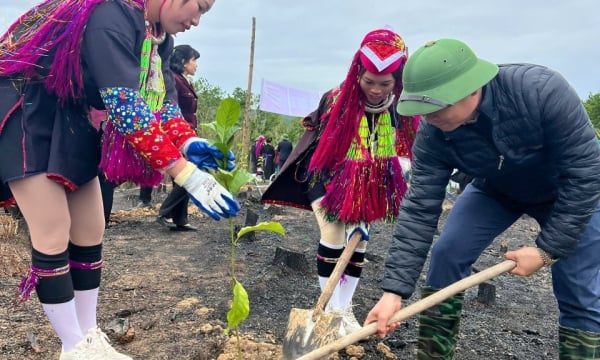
[259,79,321,117]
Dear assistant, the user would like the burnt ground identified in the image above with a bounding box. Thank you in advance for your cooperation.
[0,183,559,360]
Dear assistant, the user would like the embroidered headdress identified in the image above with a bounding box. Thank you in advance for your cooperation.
[254,135,266,159]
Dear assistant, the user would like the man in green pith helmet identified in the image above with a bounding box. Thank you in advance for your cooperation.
[364,38,600,359]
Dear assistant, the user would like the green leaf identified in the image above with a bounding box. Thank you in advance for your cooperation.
[199,122,218,135]
[224,126,241,145]
[225,281,250,335]
[216,98,241,129]
[227,168,254,195]
[237,221,285,240]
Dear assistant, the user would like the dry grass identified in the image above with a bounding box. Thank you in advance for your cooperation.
[0,213,19,240]
[0,214,29,279]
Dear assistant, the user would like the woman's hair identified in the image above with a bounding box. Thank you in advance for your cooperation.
[309,28,408,172]
[169,45,200,74]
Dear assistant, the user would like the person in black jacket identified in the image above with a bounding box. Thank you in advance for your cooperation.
[275,134,293,173]
[261,137,276,181]
[365,39,600,359]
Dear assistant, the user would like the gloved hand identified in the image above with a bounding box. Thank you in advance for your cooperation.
[174,162,240,220]
[346,222,370,243]
[181,137,235,172]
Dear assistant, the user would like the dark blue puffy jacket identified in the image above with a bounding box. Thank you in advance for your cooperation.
[382,63,600,298]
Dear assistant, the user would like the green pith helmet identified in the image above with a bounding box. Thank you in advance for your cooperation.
[397,39,499,116]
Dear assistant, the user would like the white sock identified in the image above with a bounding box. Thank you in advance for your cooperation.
[42,300,83,352]
[319,276,343,310]
[74,288,99,334]
[337,275,360,309]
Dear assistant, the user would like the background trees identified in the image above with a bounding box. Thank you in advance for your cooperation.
[193,77,305,169]
[583,93,600,137]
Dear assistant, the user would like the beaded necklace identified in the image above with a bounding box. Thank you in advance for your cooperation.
[139,19,166,111]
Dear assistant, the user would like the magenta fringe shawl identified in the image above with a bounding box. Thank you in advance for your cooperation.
[319,156,407,224]
[99,121,163,187]
[0,0,144,103]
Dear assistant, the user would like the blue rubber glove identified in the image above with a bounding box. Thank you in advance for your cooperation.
[174,162,240,220]
[181,137,235,172]
[346,222,370,243]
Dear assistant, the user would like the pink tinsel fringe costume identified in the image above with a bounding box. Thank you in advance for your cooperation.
[0,0,199,206]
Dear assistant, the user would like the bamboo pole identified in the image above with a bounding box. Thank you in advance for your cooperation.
[297,260,517,360]
[241,17,256,170]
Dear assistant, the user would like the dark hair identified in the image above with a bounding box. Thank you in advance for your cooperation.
[169,45,200,74]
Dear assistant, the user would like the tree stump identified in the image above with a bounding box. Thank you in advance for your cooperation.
[477,282,496,305]
[272,246,309,273]
[239,209,259,242]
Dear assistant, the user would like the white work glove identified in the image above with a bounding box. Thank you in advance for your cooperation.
[346,222,370,243]
[174,162,240,221]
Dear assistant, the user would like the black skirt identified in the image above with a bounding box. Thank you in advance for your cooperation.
[0,78,100,204]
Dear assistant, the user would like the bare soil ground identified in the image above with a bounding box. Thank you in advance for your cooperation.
[1,184,559,360]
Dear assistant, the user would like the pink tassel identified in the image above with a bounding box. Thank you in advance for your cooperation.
[15,264,71,305]
[100,121,163,187]
[17,270,39,304]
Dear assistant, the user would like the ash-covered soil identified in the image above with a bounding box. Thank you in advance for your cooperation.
[0,184,558,359]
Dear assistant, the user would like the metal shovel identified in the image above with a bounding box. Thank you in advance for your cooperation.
[282,232,363,359]
[297,259,517,360]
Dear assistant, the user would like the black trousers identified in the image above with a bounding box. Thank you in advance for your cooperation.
[158,181,189,226]
[98,171,117,225]
[139,186,153,203]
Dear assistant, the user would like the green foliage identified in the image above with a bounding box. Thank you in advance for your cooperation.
[285,116,305,143]
[191,78,306,164]
[202,98,285,347]
[193,77,226,137]
[237,221,285,239]
[211,168,254,196]
[224,280,250,335]
[583,93,600,133]
[201,98,241,156]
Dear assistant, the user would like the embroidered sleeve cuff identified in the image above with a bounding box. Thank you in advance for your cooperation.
[163,117,197,149]
[157,101,184,124]
[100,87,153,134]
[124,121,182,170]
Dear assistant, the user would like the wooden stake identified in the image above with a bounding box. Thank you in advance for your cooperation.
[241,17,256,171]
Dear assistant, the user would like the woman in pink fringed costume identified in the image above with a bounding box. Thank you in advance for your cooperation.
[261,28,419,336]
[0,0,239,359]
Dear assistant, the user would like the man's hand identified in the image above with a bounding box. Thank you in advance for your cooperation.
[505,246,545,276]
[364,292,402,338]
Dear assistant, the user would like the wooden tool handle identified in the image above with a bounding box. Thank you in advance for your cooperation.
[312,232,363,317]
[299,260,516,360]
